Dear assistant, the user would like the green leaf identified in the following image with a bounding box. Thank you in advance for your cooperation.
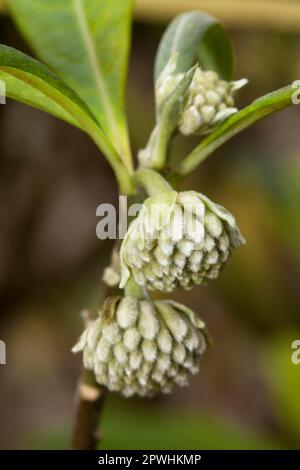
[0,44,133,194]
[0,69,82,130]
[172,85,295,179]
[154,11,234,82]
[0,44,96,125]
[7,0,133,167]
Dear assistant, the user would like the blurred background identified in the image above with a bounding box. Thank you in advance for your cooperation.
[1,0,300,450]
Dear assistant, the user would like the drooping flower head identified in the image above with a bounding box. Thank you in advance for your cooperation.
[120,190,245,293]
[73,296,207,397]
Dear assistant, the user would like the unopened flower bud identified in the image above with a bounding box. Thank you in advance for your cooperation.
[155,52,184,109]
[120,190,245,292]
[72,297,208,397]
[178,67,247,135]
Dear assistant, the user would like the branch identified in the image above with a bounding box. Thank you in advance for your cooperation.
[70,243,121,450]
[70,295,109,450]
[71,368,106,450]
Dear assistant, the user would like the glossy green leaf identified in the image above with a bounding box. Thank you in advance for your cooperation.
[154,11,234,82]
[0,44,133,194]
[172,85,295,179]
[0,68,82,129]
[0,44,96,125]
[7,0,133,167]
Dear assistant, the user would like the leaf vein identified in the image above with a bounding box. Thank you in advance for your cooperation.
[72,0,118,137]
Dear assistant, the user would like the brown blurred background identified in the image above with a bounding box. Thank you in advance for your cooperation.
[1,0,300,449]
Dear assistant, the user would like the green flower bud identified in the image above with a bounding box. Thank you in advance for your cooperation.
[72,296,207,397]
[178,67,247,135]
[120,190,245,292]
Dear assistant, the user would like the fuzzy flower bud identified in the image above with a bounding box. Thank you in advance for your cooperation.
[120,190,245,292]
[178,67,247,135]
[155,52,184,109]
[156,73,184,108]
[72,296,207,397]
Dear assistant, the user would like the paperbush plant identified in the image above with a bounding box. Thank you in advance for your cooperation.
[0,0,296,448]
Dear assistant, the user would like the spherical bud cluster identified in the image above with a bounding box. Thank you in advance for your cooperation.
[72,296,207,397]
[120,190,245,292]
[178,67,247,135]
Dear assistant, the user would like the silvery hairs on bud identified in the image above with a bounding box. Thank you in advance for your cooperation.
[178,67,247,135]
[119,190,245,293]
[72,296,208,397]
[155,52,184,108]
[156,60,247,136]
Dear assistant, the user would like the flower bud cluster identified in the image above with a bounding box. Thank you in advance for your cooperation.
[120,190,245,292]
[178,67,247,135]
[73,296,207,397]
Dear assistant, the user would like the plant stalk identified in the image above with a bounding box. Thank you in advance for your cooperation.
[134,168,173,197]
[70,241,120,449]
[170,85,294,181]
[71,368,106,450]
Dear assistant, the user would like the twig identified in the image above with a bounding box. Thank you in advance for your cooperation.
[71,368,106,450]
[70,243,121,450]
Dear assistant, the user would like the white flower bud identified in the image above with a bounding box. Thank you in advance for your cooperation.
[156,74,184,107]
[120,190,245,293]
[138,301,159,340]
[72,297,208,397]
[123,327,140,352]
[116,297,139,328]
[178,66,248,135]
[141,339,157,363]
[155,52,184,108]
